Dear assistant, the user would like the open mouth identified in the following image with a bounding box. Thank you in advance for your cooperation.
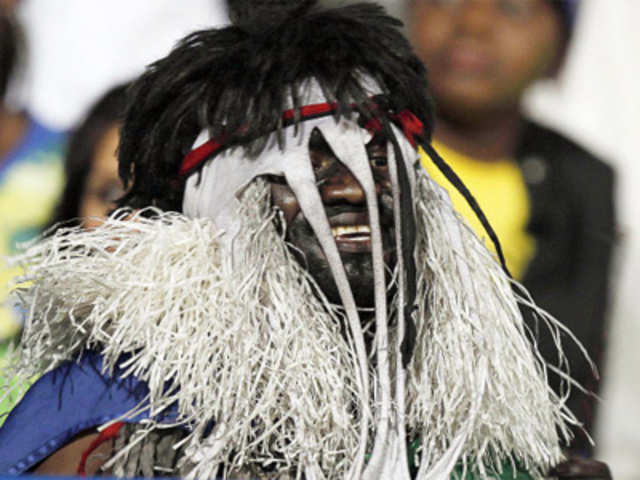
[331,224,371,253]
[328,212,372,253]
[322,209,395,255]
[331,225,371,240]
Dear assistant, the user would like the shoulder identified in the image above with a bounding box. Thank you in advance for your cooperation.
[518,120,614,191]
[0,352,172,474]
[26,114,66,145]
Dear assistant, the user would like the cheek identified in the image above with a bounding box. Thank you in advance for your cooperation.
[79,177,109,221]
[495,19,562,94]
[270,183,300,226]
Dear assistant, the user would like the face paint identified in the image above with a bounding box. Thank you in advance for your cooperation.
[269,127,396,308]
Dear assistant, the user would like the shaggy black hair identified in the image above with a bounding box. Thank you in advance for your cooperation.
[118,1,434,211]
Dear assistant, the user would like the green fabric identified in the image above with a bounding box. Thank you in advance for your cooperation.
[407,439,533,479]
[0,338,31,427]
[450,464,533,479]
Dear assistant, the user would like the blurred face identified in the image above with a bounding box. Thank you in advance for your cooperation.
[0,0,20,10]
[269,127,396,308]
[79,124,124,229]
[408,0,563,122]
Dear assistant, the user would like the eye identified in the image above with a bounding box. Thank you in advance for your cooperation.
[497,0,533,19]
[92,181,125,203]
[367,144,388,168]
[309,127,338,177]
[310,148,335,176]
[422,0,463,8]
[370,155,387,168]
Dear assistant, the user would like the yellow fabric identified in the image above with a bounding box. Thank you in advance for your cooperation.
[0,123,63,421]
[1,159,63,337]
[420,140,535,280]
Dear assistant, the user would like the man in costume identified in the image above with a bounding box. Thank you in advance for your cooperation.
[0,0,610,478]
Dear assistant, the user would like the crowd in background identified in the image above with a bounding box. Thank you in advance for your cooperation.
[0,0,637,478]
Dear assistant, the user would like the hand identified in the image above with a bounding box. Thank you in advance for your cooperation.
[549,456,612,479]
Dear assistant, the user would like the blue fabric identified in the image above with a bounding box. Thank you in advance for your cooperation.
[0,478,178,480]
[0,115,64,182]
[0,351,179,475]
[0,353,536,479]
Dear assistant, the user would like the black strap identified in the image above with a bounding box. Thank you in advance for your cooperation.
[384,126,418,367]
[421,141,512,278]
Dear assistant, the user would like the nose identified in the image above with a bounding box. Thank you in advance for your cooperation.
[319,162,370,205]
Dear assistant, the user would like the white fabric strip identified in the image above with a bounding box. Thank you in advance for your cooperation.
[387,139,412,480]
[317,119,392,480]
[183,114,402,478]
[281,150,371,480]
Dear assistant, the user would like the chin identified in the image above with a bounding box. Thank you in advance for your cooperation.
[286,222,396,309]
[310,250,396,310]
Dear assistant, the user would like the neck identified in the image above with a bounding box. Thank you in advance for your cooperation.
[434,109,523,161]
[0,106,27,162]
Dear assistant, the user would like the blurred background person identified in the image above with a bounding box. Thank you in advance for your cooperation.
[50,84,128,230]
[2,0,227,347]
[1,0,227,415]
[0,0,65,358]
[0,84,127,419]
[405,0,616,457]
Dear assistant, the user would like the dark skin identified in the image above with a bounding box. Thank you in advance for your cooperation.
[407,0,564,160]
[33,431,112,476]
[270,126,396,309]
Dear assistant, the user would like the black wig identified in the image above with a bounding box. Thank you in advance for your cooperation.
[118,1,434,211]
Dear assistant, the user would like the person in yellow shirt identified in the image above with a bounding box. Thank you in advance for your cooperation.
[408,0,616,457]
[422,140,534,279]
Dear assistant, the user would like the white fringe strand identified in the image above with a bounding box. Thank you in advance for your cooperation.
[408,170,578,479]
[5,183,362,479]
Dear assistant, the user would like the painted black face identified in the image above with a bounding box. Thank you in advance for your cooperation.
[269,127,396,308]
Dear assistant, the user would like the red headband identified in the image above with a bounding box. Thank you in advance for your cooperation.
[179,102,425,177]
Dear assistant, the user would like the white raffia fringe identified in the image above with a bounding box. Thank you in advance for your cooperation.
[1,173,584,479]
[3,182,362,479]
[408,170,581,479]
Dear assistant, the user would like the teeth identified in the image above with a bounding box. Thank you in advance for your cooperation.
[331,225,371,237]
